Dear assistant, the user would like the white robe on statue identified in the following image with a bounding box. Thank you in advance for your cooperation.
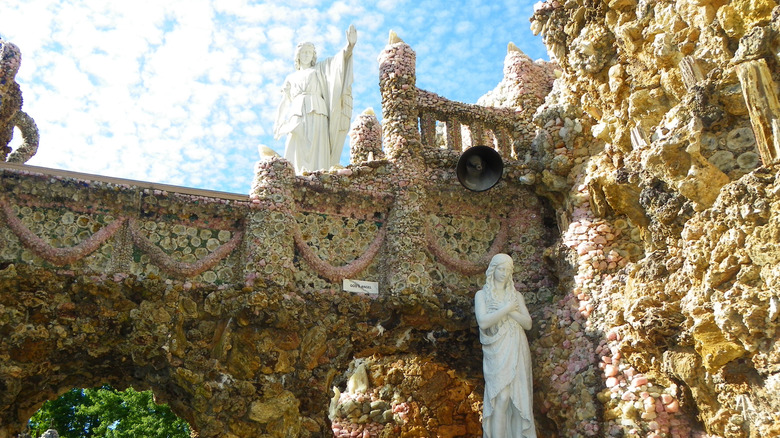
[480,290,536,438]
[274,48,354,174]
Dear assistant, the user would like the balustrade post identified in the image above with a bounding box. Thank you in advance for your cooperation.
[419,112,437,147]
[468,123,485,148]
[445,119,462,151]
[378,32,432,296]
[494,126,512,158]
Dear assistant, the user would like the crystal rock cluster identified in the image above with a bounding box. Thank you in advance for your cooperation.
[524,1,780,437]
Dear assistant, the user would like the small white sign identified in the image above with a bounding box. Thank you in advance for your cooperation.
[343,279,379,295]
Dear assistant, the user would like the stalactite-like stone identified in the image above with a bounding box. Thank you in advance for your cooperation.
[630,125,650,150]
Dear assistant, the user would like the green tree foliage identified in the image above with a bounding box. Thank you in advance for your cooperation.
[28,385,190,438]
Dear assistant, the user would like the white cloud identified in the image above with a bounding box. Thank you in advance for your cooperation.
[376,0,409,13]
[266,25,297,58]
[455,21,475,35]
[3,0,547,193]
[326,1,355,22]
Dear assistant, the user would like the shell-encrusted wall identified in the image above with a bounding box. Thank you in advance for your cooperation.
[0,166,549,299]
[0,205,117,271]
[0,171,248,286]
[129,219,239,283]
[292,212,384,291]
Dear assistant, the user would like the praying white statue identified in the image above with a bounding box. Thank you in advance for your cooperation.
[475,253,536,438]
[273,25,356,174]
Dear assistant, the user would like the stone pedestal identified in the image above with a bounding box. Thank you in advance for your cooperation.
[378,34,432,295]
[246,158,297,288]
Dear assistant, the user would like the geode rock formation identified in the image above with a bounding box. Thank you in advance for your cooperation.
[524,1,780,437]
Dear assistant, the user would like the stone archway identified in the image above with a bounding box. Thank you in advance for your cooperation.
[24,385,191,438]
[0,263,497,438]
[0,265,201,437]
[0,263,315,437]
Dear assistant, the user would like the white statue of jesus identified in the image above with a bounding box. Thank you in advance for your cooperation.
[475,253,536,438]
[273,25,356,174]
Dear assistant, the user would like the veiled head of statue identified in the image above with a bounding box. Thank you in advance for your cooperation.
[485,253,513,292]
[488,253,513,271]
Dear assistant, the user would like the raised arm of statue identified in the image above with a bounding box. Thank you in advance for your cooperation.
[346,24,357,53]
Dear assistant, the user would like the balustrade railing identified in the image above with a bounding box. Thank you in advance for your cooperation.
[416,89,526,158]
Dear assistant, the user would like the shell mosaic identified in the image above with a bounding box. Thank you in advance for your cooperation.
[425,213,503,291]
[244,209,296,288]
[0,172,248,286]
[0,204,117,272]
[292,212,384,292]
[428,214,501,262]
[701,125,762,180]
[130,219,239,284]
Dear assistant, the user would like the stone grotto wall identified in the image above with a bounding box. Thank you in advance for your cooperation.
[5,1,780,437]
[0,156,551,438]
[525,1,780,437]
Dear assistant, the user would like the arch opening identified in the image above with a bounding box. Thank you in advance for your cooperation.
[25,385,190,438]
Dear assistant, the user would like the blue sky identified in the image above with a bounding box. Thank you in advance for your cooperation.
[3,0,547,194]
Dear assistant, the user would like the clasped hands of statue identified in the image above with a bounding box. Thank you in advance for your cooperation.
[494,295,528,325]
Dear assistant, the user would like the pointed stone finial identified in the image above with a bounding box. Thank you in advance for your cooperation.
[257,144,281,161]
[508,42,522,53]
[349,107,383,163]
[388,30,404,45]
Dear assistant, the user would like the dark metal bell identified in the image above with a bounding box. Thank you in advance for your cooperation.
[456,145,504,192]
